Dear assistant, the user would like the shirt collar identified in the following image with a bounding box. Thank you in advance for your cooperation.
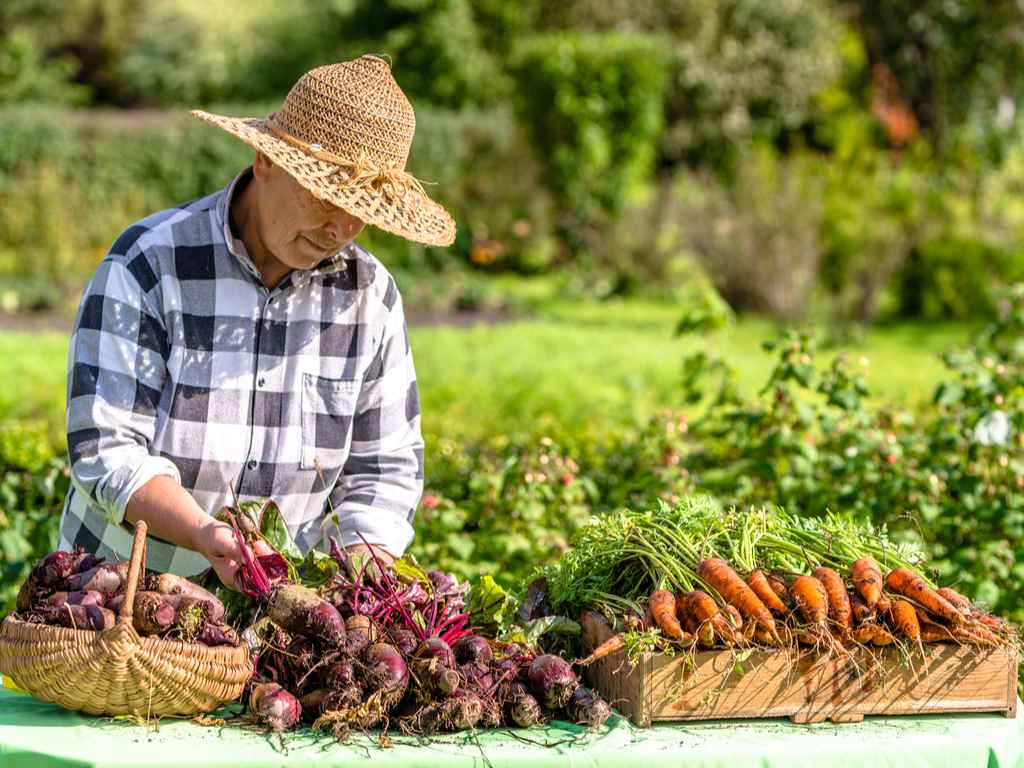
[217,167,351,287]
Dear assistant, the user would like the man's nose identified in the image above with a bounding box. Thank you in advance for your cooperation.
[323,211,364,242]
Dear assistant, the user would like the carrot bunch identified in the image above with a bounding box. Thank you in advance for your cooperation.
[581,556,1013,663]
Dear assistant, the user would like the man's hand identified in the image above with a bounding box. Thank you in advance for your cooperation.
[195,518,274,590]
[344,543,395,582]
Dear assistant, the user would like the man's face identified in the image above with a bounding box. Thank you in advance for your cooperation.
[252,152,366,271]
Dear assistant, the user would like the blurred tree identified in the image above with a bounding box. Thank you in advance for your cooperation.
[0,0,141,104]
[846,0,1024,147]
[510,32,667,257]
[532,0,843,173]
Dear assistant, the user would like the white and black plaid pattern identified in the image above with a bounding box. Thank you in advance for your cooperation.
[58,169,424,576]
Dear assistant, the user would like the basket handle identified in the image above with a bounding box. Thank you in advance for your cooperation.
[117,520,148,627]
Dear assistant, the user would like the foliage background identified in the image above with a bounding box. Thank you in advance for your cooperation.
[2,0,1024,627]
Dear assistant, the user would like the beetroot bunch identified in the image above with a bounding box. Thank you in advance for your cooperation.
[245,538,611,737]
[14,549,238,647]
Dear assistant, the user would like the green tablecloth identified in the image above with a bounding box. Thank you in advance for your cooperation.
[1,688,1023,768]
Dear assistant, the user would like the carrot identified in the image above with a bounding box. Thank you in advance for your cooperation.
[852,624,895,646]
[888,599,921,641]
[851,557,883,609]
[971,611,1007,631]
[885,568,965,626]
[790,575,828,627]
[723,604,744,631]
[752,626,781,647]
[698,558,779,640]
[766,573,789,600]
[956,624,1000,646]
[746,570,788,616]
[850,593,874,625]
[684,590,741,645]
[919,624,954,643]
[578,633,625,666]
[813,566,852,631]
[649,589,685,640]
[935,587,973,616]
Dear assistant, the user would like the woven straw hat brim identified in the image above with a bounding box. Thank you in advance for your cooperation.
[192,110,456,247]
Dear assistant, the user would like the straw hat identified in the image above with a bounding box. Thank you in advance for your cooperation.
[192,55,455,247]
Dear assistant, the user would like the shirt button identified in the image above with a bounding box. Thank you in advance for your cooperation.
[257,377,266,388]
[247,459,257,470]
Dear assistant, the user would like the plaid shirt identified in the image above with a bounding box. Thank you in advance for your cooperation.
[58,168,424,575]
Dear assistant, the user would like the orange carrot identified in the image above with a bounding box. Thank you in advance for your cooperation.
[682,612,715,647]
[850,593,874,625]
[813,566,852,631]
[724,604,744,630]
[971,611,1007,632]
[886,568,964,626]
[698,558,779,640]
[888,599,921,640]
[957,624,1000,646]
[578,633,625,665]
[790,575,828,627]
[753,626,781,647]
[649,589,685,640]
[935,587,973,616]
[919,624,954,643]
[851,557,883,609]
[852,624,895,646]
[746,570,788,616]
[766,573,789,601]
[684,590,741,646]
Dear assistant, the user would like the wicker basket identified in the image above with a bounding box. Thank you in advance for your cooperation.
[0,521,252,717]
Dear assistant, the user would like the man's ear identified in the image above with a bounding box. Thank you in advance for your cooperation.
[252,151,273,180]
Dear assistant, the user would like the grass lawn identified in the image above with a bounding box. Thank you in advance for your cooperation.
[0,293,973,450]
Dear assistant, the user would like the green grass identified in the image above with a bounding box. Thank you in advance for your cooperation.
[0,297,972,451]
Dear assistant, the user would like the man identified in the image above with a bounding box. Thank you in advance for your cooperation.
[57,55,455,588]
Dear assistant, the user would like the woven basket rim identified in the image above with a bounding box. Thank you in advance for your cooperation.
[0,613,249,657]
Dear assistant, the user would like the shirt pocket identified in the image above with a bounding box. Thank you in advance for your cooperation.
[300,373,360,471]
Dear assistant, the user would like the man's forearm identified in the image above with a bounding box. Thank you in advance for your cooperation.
[124,475,212,552]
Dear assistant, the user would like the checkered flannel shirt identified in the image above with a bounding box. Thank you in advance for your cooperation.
[58,168,424,575]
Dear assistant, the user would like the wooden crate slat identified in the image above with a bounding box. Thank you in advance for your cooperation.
[580,612,1018,727]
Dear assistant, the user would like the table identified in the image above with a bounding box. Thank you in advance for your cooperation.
[1,688,1023,768]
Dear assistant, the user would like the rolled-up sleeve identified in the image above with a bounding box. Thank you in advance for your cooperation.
[323,284,424,556]
[66,255,178,526]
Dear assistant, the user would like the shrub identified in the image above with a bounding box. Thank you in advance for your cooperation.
[510,32,667,254]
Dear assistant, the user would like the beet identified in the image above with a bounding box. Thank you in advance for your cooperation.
[42,590,105,608]
[149,573,225,622]
[300,688,330,721]
[132,592,213,637]
[528,654,578,710]
[567,685,611,728]
[132,591,178,635]
[324,657,356,691]
[344,614,379,656]
[195,622,239,647]
[504,683,544,727]
[42,603,116,631]
[267,583,346,648]
[67,562,128,594]
[453,635,492,665]
[428,570,458,596]
[250,682,302,732]
[362,643,409,709]
[416,638,456,668]
[388,628,419,656]
[403,689,484,734]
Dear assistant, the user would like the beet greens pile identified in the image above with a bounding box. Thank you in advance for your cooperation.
[220,503,610,737]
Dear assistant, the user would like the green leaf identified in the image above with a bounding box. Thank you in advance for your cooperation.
[393,555,430,586]
[520,615,581,645]
[467,574,517,635]
[259,500,302,561]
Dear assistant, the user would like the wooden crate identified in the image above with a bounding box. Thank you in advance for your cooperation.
[580,612,1019,727]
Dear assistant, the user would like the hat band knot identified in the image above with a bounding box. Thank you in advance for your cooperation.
[267,124,430,201]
